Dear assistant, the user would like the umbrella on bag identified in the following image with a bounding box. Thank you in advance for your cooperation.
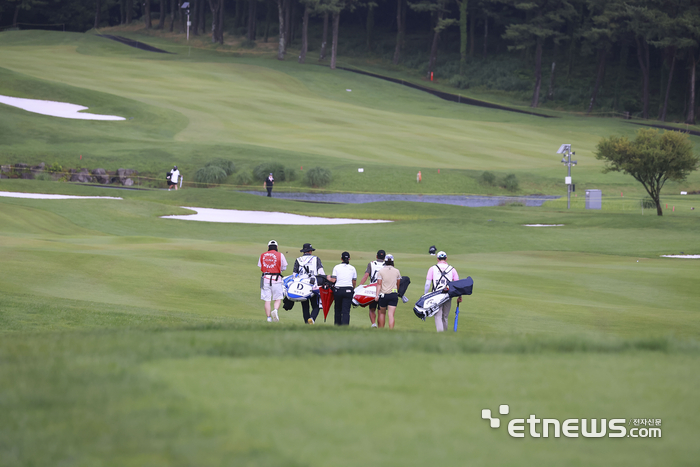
[319,286,334,322]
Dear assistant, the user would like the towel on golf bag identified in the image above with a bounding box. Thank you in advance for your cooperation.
[413,276,473,320]
[398,276,411,301]
[445,277,473,297]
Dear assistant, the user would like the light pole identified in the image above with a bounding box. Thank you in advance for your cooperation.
[557,144,577,209]
[181,2,191,41]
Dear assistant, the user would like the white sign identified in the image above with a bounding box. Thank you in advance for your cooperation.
[358,168,364,173]
[681,191,687,195]
[565,176,572,185]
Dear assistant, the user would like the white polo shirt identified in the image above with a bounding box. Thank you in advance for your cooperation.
[332,263,357,287]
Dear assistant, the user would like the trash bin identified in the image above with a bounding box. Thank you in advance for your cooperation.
[585,189,602,210]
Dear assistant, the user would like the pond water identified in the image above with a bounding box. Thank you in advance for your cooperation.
[241,191,559,207]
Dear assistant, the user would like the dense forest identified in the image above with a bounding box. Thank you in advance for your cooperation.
[2,0,699,122]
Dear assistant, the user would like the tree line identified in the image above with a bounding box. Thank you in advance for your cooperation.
[3,0,699,122]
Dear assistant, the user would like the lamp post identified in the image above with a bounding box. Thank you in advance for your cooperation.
[181,2,191,41]
[557,144,577,209]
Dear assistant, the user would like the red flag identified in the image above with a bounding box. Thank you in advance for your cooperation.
[319,287,334,322]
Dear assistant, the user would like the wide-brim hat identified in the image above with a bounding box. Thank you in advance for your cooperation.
[300,243,315,252]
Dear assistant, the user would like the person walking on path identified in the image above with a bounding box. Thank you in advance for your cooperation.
[293,243,325,324]
[358,249,386,328]
[264,173,274,197]
[259,240,287,322]
[328,251,357,326]
[168,166,180,191]
[425,251,461,332]
[375,254,401,329]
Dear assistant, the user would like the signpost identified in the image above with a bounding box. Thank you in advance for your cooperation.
[182,2,191,41]
[557,144,577,210]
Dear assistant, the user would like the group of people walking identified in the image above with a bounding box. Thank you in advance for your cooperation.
[258,242,461,332]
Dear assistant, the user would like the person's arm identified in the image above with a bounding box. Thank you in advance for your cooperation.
[352,269,357,288]
[396,277,401,292]
[293,259,300,274]
[375,279,382,298]
[328,266,337,283]
[280,254,288,272]
[316,257,325,276]
[359,272,370,286]
[424,267,433,294]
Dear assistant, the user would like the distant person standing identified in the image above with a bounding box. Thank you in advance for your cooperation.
[328,251,357,326]
[417,171,422,183]
[264,173,274,197]
[168,166,180,191]
[259,240,287,322]
[293,243,325,324]
[375,254,401,329]
[425,251,461,332]
[358,249,386,328]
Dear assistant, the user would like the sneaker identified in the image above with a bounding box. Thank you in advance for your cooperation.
[371,323,378,328]
[271,309,279,322]
[307,318,314,324]
[267,317,272,322]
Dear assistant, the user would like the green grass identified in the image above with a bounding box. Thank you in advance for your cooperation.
[1,30,700,466]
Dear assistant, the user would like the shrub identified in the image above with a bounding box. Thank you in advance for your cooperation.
[206,159,236,175]
[253,161,292,182]
[47,162,63,174]
[501,174,519,192]
[234,171,252,185]
[448,74,470,90]
[285,167,297,181]
[194,166,227,186]
[304,167,332,188]
[480,171,496,185]
[35,173,53,181]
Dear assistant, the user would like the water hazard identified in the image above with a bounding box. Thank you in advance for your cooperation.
[241,191,559,207]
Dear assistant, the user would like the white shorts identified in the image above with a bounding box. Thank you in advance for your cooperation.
[261,281,284,301]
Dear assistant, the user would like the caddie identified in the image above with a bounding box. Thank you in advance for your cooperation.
[358,249,386,328]
[293,243,325,324]
[424,251,461,332]
[259,240,287,322]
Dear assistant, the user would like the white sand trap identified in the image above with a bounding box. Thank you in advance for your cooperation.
[162,207,392,225]
[660,255,700,259]
[523,224,565,227]
[0,95,125,121]
[0,191,122,200]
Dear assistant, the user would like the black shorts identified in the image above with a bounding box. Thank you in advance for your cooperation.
[168,180,176,186]
[378,293,398,308]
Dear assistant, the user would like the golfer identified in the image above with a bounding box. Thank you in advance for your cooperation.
[293,243,325,324]
[259,240,287,322]
[264,173,274,197]
[328,251,357,326]
[425,251,461,332]
[358,249,386,328]
[168,165,180,191]
[375,254,401,329]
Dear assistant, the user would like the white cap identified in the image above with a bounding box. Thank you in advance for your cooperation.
[385,254,394,261]
[268,240,278,246]
[437,251,447,259]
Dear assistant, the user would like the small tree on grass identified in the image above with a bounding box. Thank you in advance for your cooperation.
[194,166,227,186]
[595,129,699,216]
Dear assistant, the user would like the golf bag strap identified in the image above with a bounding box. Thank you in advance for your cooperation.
[431,265,453,292]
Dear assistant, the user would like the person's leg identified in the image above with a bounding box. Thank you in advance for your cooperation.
[378,307,386,327]
[441,300,452,331]
[369,303,377,326]
[334,293,342,325]
[261,285,272,319]
[264,300,271,317]
[341,290,352,325]
[434,307,444,332]
[310,295,320,322]
[387,305,397,329]
[301,300,311,323]
[267,187,272,197]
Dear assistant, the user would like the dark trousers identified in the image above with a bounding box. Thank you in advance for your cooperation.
[266,186,273,197]
[302,295,320,323]
[333,287,354,325]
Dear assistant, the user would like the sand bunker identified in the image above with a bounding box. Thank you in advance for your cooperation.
[660,255,700,259]
[523,224,565,227]
[162,207,392,225]
[0,95,125,121]
[0,191,122,200]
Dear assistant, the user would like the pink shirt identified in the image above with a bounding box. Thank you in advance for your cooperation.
[425,261,459,292]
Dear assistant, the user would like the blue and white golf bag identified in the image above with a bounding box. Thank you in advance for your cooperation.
[284,274,317,302]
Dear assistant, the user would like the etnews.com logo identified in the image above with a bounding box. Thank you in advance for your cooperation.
[482,405,661,439]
